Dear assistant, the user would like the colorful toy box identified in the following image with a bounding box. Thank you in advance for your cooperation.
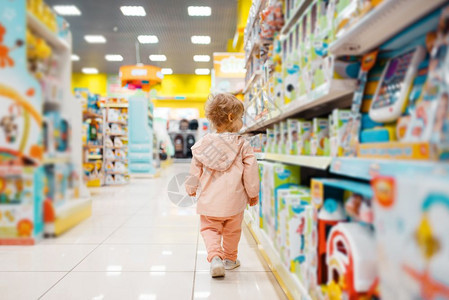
[266,129,275,153]
[260,162,301,241]
[280,121,289,154]
[330,109,352,157]
[311,118,329,156]
[372,175,449,299]
[273,123,282,154]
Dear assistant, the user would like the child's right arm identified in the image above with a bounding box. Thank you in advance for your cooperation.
[185,157,202,196]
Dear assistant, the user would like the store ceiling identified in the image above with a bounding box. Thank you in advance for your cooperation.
[46,0,238,74]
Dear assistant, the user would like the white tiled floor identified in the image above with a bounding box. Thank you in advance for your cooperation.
[1,164,287,300]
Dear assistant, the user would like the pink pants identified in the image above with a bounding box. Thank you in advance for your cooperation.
[200,211,244,262]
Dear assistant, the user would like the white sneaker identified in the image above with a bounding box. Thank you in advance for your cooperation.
[224,259,241,270]
[210,256,225,278]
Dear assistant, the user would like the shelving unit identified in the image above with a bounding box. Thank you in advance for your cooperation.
[244,211,310,300]
[263,153,332,170]
[281,0,312,35]
[329,0,447,55]
[103,101,129,186]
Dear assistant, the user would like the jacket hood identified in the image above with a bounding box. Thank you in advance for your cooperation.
[192,133,244,171]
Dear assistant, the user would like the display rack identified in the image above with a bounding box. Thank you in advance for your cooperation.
[329,0,447,55]
[103,101,129,185]
[243,0,449,298]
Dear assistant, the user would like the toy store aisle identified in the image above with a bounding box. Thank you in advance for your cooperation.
[0,163,287,300]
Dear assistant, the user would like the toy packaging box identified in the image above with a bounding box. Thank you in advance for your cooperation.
[280,121,289,154]
[298,120,312,155]
[273,123,282,154]
[287,119,300,155]
[330,109,351,157]
[311,118,329,156]
[260,162,300,241]
[372,176,449,299]
[266,129,274,153]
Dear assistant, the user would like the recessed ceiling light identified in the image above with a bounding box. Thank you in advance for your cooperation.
[193,55,210,62]
[71,54,80,61]
[105,54,123,62]
[53,5,81,16]
[82,68,99,74]
[191,36,211,44]
[149,55,166,61]
[138,35,159,44]
[120,6,146,16]
[161,68,173,75]
[188,6,211,16]
[84,35,106,43]
[195,68,210,75]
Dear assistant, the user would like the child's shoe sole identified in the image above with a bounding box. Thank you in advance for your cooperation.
[210,264,225,277]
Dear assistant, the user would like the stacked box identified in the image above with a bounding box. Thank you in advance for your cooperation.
[311,118,330,156]
[330,109,351,157]
[266,129,274,153]
[273,123,281,154]
[280,121,289,154]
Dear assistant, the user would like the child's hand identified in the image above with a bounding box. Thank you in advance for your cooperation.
[249,196,259,206]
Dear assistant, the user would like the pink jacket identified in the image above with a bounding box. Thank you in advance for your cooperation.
[185,133,260,217]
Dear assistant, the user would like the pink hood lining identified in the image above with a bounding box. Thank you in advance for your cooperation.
[191,133,245,172]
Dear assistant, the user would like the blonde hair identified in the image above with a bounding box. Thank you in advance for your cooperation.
[205,93,244,129]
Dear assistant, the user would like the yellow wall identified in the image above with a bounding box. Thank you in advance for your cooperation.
[72,73,211,117]
[155,74,211,118]
[72,73,108,96]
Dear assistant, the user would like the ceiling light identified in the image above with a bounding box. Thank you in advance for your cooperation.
[82,68,99,74]
[53,5,81,16]
[138,35,159,44]
[195,68,210,75]
[149,55,166,61]
[84,35,106,43]
[71,54,80,61]
[161,68,173,75]
[120,6,146,16]
[105,54,123,62]
[191,36,211,44]
[188,6,211,16]
[193,55,210,62]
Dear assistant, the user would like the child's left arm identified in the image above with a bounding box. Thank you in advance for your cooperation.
[242,142,260,201]
[185,157,203,196]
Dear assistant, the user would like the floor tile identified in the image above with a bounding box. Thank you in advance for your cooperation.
[0,272,65,300]
[104,227,199,244]
[196,243,269,272]
[193,271,287,300]
[42,271,194,300]
[0,245,96,271]
[74,244,197,272]
[40,226,117,245]
[122,214,199,228]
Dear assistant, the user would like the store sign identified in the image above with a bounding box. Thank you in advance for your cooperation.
[213,53,245,93]
[213,53,245,78]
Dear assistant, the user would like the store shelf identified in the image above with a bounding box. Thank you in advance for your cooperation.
[243,79,356,133]
[106,146,126,149]
[264,153,332,170]
[87,155,102,160]
[107,120,127,125]
[54,197,92,236]
[83,111,102,120]
[245,40,260,66]
[243,71,262,94]
[281,0,312,35]
[105,159,128,163]
[103,103,128,108]
[27,12,70,51]
[84,144,103,149]
[329,0,446,55]
[244,0,267,50]
[43,155,71,164]
[107,133,127,137]
[244,211,310,300]
[330,157,449,181]
[105,171,128,175]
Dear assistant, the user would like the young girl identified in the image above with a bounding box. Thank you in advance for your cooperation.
[185,93,259,278]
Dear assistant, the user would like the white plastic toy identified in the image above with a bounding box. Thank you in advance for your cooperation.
[105,149,115,160]
[326,222,377,298]
[369,46,426,123]
[105,175,115,185]
[114,137,123,147]
[105,137,113,148]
